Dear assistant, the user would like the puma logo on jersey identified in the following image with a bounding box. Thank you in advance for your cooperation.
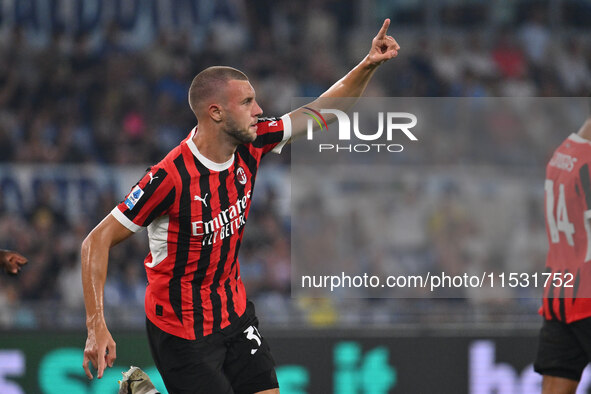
[148,172,159,184]
[194,193,209,207]
[268,120,278,127]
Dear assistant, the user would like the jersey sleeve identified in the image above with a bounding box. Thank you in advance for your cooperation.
[111,166,176,232]
[251,114,292,155]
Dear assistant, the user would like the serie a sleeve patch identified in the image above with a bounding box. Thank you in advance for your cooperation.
[125,185,145,210]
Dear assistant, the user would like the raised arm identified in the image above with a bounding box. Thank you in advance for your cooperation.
[82,214,134,380]
[288,18,400,140]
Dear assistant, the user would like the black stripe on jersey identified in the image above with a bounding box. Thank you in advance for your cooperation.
[573,268,581,299]
[579,164,591,210]
[209,170,231,331]
[253,117,283,150]
[141,188,176,227]
[558,273,567,322]
[224,277,238,322]
[227,237,241,323]
[252,130,284,150]
[257,117,280,123]
[170,157,192,324]
[192,157,212,339]
[124,168,168,222]
[237,145,258,179]
[546,267,559,321]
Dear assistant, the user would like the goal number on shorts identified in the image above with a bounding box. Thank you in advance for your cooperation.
[244,325,262,355]
[545,179,591,261]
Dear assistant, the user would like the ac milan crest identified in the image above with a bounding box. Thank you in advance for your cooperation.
[237,167,247,185]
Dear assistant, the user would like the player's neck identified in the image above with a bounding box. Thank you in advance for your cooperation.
[193,124,237,164]
[577,118,591,142]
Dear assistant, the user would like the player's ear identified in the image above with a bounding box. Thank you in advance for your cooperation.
[208,103,223,123]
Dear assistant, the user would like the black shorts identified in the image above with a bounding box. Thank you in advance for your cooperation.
[146,301,278,394]
[534,317,591,381]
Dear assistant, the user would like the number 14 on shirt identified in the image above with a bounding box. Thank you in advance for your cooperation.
[545,179,591,262]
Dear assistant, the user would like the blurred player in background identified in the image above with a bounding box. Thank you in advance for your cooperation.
[535,98,591,394]
[82,19,399,394]
[0,249,27,275]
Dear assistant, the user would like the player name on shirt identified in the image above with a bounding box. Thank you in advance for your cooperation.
[549,151,578,172]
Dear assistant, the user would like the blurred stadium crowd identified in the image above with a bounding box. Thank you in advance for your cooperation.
[0,0,590,329]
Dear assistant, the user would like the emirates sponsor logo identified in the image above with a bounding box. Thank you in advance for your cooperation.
[191,190,252,245]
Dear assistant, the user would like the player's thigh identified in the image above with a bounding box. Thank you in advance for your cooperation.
[534,318,588,382]
[224,323,279,394]
[146,318,233,394]
[570,316,591,360]
[542,375,579,394]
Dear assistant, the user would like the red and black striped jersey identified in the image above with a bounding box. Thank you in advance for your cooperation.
[541,133,591,323]
[111,115,291,340]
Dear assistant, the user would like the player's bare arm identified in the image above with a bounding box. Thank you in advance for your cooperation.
[82,214,134,380]
[577,116,591,140]
[0,249,27,275]
[287,18,400,141]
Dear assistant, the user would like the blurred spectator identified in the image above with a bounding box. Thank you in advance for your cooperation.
[433,39,464,86]
[461,35,498,80]
[518,7,550,67]
[555,38,591,95]
[492,30,527,80]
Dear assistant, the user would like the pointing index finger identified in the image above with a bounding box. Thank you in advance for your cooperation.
[377,18,390,39]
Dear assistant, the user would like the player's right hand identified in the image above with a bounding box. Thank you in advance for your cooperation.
[367,18,400,66]
[83,320,117,380]
[0,250,27,275]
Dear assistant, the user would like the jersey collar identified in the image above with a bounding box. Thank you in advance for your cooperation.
[568,133,591,146]
[186,127,235,172]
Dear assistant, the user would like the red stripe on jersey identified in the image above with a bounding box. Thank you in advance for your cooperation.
[200,161,222,337]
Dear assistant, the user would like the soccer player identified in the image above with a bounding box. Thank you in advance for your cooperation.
[82,19,399,393]
[0,249,27,275]
[534,100,591,394]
